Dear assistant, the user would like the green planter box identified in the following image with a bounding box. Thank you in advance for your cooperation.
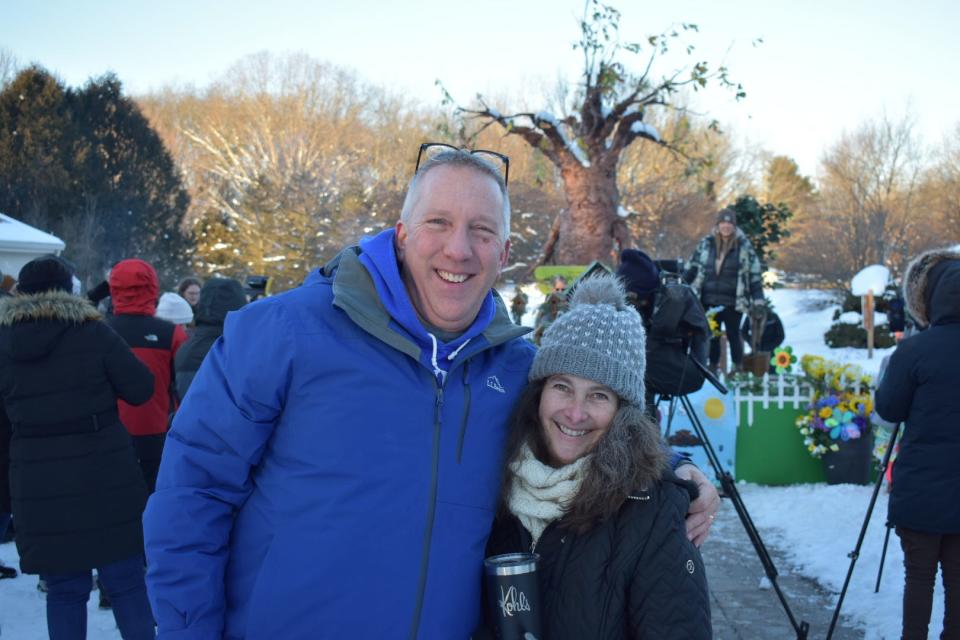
[735,403,826,485]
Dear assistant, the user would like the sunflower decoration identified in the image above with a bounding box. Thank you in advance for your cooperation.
[705,307,724,338]
[770,346,797,374]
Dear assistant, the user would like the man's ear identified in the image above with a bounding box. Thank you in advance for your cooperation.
[499,239,511,270]
[395,221,407,260]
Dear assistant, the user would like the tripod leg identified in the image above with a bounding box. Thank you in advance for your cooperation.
[678,395,809,639]
[826,421,903,640]
[875,523,893,593]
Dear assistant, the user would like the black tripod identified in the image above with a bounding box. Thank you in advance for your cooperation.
[657,359,810,640]
[825,420,903,639]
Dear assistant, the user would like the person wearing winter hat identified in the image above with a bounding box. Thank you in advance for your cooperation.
[155,291,195,328]
[617,248,661,318]
[174,277,247,399]
[687,207,765,372]
[481,274,711,640]
[876,247,960,640]
[617,249,711,406]
[107,258,187,493]
[142,146,718,640]
[0,255,156,638]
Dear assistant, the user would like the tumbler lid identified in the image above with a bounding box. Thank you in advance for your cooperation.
[484,552,539,576]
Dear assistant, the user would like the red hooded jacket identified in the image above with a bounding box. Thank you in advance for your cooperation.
[107,259,187,436]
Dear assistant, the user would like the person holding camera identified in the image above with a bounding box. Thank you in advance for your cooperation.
[482,274,711,640]
[687,207,765,373]
[876,247,960,640]
[617,249,711,410]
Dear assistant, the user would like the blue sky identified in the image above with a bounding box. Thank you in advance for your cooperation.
[4,0,958,176]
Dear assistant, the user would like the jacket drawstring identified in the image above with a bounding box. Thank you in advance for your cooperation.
[429,335,473,385]
[428,334,446,385]
[448,338,471,362]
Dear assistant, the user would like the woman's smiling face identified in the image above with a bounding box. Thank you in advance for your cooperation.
[538,374,619,467]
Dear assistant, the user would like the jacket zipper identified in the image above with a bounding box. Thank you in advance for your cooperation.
[408,383,444,640]
[456,360,471,463]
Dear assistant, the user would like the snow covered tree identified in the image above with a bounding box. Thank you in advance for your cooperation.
[455,1,744,266]
[172,53,427,291]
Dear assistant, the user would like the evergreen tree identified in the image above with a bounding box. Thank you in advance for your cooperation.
[0,66,76,232]
[728,195,792,267]
[0,67,191,286]
[70,73,191,285]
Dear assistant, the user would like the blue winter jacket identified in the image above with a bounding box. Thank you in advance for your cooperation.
[143,234,535,640]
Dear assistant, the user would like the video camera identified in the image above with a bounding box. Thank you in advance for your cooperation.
[642,261,710,398]
[245,275,272,301]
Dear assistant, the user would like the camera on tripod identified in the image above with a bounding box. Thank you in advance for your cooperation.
[245,275,272,301]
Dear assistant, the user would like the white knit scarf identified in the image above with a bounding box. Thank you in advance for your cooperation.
[506,443,590,549]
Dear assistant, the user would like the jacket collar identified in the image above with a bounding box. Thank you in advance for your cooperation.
[322,245,529,366]
[0,290,100,326]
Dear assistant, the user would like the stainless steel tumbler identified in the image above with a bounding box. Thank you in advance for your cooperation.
[484,552,543,640]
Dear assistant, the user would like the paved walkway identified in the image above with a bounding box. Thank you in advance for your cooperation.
[701,499,865,640]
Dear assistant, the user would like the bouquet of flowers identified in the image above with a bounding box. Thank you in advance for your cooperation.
[795,355,875,458]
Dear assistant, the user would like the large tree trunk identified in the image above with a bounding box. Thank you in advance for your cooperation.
[552,161,624,265]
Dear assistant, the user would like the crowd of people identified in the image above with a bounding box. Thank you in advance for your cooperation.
[0,142,955,640]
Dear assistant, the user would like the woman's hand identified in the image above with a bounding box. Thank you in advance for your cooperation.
[675,464,720,547]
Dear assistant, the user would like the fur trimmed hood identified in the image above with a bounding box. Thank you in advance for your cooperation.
[0,290,102,363]
[904,247,960,327]
[0,289,101,327]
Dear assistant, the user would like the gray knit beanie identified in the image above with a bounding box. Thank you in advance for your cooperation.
[529,274,646,406]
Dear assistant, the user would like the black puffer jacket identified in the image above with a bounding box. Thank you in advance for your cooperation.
[174,277,247,399]
[877,248,960,534]
[0,290,154,573]
[483,474,710,640]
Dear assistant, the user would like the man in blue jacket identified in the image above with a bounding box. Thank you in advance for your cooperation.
[143,145,718,639]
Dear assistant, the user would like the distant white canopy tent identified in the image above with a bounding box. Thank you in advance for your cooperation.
[0,213,66,281]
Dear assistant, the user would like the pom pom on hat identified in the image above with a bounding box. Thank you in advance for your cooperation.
[529,273,647,406]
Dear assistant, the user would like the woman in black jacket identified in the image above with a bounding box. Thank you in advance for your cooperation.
[876,247,960,640]
[0,256,156,640]
[483,275,710,640]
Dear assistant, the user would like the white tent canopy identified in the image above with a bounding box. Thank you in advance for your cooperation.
[0,213,66,280]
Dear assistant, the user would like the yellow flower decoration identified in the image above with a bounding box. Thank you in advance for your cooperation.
[771,346,797,374]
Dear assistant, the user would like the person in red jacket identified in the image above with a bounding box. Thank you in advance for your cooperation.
[107,259,187,493]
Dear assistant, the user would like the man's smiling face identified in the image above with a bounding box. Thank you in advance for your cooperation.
[396,164,510,333]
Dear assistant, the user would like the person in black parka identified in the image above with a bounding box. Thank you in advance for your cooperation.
[480,275,710,640]
[173,277,247,400]
[0,255,157,640]
[876,247,960,640]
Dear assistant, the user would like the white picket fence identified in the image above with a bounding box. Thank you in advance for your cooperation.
[732,374,871,427]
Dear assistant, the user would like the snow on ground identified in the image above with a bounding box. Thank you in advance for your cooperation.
[738,483,939,640]
[0,287,913,638]
[765,288,894,378]
[0,543,122,638]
